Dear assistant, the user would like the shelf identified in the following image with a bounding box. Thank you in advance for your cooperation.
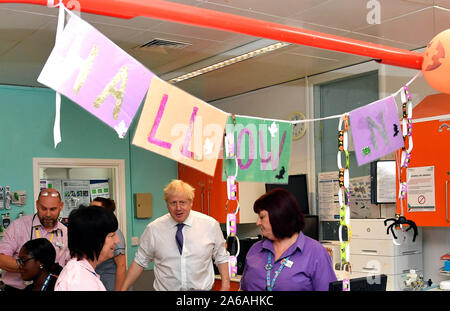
[439,268,450,277]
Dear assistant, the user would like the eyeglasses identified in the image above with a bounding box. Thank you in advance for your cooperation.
[39,190,61,199]
[168,200,188,207]
[16,257,35,266]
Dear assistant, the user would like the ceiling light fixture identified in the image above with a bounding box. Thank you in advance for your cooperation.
[167,41,290,84]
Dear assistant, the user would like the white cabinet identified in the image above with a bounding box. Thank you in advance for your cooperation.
[350,219,423,291]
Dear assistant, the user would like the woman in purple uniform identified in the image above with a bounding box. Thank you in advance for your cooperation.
[240,188,337,291]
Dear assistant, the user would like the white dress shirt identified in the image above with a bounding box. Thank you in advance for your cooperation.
[134,210,229,291]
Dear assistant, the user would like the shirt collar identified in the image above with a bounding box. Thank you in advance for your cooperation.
[32,213,63,232]
[261,231,305,255]
[168,211,193,228]
[78,258,97,275]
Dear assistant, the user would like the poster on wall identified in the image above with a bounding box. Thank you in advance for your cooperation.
[40,179,62,194]
[132,77,228,176]
[318,173,380,220]
[37,13,154,139]
[318,171,340,221]
[223,115,292,184]
[61,180,91,218]
[349,175,380,219]
[407,166,436,212]
[90,181,110,200]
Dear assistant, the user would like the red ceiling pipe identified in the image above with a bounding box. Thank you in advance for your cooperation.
[0,0,423,70]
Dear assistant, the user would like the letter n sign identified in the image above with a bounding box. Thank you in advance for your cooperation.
[349,96,404,166]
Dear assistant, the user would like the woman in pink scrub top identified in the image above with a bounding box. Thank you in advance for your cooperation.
[55,205,120,291]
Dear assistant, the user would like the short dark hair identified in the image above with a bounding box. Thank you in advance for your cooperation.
[92,197,116,213]
[253,188,305,239]
[21,238,56,272]
[68,205,118,262]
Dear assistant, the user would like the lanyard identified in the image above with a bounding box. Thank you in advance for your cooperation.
[41,274,52,291]
[35,227,54,242]
[265,252,290,291]
[30,214,63,248]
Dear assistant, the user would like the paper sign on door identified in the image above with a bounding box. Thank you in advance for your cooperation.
[407,166,436,212]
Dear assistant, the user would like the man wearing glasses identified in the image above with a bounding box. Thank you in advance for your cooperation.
[121,179,230,291]
[0,188,70,291]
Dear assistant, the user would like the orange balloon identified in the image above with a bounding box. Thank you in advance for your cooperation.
[422,29,450,94]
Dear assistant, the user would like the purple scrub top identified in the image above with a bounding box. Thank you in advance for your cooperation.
[240,231,337,291]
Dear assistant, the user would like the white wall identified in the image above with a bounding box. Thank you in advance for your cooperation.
[211,58,450,285]
[41,167,112,180]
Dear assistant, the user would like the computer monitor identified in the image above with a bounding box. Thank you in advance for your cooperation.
[302,215,319,240]
[265,174,309,215]
[328,274,387,291]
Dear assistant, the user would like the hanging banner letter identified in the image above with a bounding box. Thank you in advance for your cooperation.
[132,77,228,176]
[224,116,292,184]
[37,13,153,139]
[349,96,404,166]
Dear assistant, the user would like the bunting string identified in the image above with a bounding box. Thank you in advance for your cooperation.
[38,1,434,189]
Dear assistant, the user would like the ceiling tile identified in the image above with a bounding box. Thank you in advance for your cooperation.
[0,3,58,17]
[334,30,418,50]
[197,1,288,23]
[201,0,329,18]
[146,20,248,42]
[0,6,52,41]
[126,30,233,74]
[434,6,450,34]
[436,0,450,8]
[0,0,445,97]
[291,0,432,33]
[174,47,368,101]
[0,39,19,56]
[356,7,435,47]
[82,13,162,31]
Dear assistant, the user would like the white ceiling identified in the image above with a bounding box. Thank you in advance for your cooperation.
[0,0,449,102]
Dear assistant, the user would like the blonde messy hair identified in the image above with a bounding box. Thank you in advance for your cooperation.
[163,179,195,202]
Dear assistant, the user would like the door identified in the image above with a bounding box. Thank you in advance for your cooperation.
[32,157,128,257]
[398,120,450,227]
[178,159,239,223]
[177,162,206,214]
[396,94,450,227]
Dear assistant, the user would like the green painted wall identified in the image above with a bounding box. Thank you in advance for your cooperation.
[0,85,177,267]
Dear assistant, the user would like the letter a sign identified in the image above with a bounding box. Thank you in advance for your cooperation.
[349,96,404,166]
[38,13,153,139]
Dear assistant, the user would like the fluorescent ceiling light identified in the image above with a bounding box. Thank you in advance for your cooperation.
[166,40,290,84]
